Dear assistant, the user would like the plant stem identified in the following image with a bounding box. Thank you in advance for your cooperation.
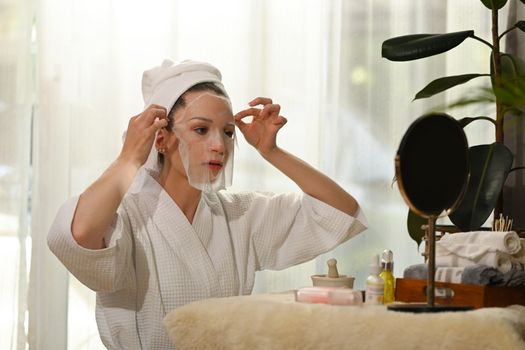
[498,26,516,40]
[492,8,503,144]
[492,7,504,217]
[471,35,494,49]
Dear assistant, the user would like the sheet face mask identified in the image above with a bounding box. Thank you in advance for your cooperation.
[138,59,228,175]
[172,92,235,192]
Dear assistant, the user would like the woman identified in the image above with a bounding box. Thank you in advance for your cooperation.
[48,59,367,349]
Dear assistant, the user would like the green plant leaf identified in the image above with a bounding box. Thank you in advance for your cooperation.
[480,0,508,10]
[501,53,525,78]
[458,116,496,128]
[382,31,474,61]
[515,21,525,32]
[495,77,525,102]
[493,54,525,110]
[447,96,495,109]
[414,74,488,100]
[449,143,513,231]
[436,87,495,111]
[407,209,427,248]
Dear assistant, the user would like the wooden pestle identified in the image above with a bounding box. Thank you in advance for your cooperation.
[327,258,339,278]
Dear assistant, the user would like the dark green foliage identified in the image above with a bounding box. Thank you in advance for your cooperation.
[414,74,489,100]
[449,143,514,231]
[407,209,428,248]
[382,1,524,246]
[480,0,508,10]
[382,31,474,61]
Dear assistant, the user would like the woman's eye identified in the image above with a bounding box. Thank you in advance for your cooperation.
[224,130,234,138]
[195,127,208,135]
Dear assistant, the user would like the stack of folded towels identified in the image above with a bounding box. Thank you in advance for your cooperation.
[404,231,525,286]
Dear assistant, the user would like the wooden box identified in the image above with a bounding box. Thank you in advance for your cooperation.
[395,278,525,309]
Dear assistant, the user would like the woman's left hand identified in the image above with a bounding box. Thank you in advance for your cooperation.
[235,97,287,157]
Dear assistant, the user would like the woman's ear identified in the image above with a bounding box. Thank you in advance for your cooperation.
[155,128,178,152]
[155,128,167,151]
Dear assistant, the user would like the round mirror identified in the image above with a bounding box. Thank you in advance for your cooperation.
[395,113,469,218]
[390,113,471,313]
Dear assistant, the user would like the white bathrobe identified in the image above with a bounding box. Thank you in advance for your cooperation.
[47,170,367,349]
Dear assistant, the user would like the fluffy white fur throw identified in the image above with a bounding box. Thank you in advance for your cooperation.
[164,293,525,350]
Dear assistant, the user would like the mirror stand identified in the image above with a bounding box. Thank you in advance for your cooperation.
[426,216,437,307]
[388,113,475,313]
[388,216,472,313]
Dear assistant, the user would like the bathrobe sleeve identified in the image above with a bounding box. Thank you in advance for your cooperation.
[47,196,136,293]
[224,191,367,271]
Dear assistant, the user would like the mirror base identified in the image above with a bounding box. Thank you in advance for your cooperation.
[387,303,473,313]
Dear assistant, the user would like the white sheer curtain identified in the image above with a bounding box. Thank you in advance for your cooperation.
[0,0,505,349]
[31,1,332,348]
[0,0,34,349]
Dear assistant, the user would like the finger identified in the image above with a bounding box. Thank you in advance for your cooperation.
[274,116,287,126]
[260,104,281,119]
[143,106,167,124]
[128,114,140,127]
[142,104,167,121]
[235,107,261,121]
[146,104,167,112]
[140,104,167,123]
[249,97,273,107]
[147,118,168,133]
[234,118,248,133]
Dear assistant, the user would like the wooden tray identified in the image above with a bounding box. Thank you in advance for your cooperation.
[395,278,525,309]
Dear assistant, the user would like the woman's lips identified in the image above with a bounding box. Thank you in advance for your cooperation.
[207,161,223,171]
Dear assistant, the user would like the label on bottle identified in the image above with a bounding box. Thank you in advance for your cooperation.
[365,282,384,305]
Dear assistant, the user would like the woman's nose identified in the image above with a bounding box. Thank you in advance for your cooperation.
[209,137,225,154]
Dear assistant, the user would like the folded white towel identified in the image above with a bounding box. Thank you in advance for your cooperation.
[513,239,525,264]
[436,251,514,273]
[435,267,464,284]
[436,242,492,260]
[437,231,521,257]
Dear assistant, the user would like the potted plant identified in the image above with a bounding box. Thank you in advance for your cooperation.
[381,0,525,247]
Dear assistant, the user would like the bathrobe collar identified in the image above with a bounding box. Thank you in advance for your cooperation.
[135,170,238,310]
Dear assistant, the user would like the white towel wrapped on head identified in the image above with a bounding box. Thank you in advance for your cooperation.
[142,59,226,113]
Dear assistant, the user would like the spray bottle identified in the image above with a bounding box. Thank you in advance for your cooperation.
[365,254,384,305]
[380,249,395,304]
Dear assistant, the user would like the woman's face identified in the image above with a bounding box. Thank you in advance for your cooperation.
[169,91,235,186]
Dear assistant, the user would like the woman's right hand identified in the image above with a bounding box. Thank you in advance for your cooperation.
[119,104,168,167]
